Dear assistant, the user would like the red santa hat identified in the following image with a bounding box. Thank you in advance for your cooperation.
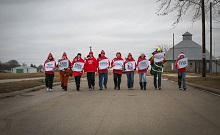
[48,53,53,57]
[178,52,185,58]
[128,53,132,57]
[101,50,105,54]
[62,52,67,57]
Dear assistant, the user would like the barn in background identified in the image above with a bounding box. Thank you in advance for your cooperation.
[11,66,37,73]
[164,32,220,73]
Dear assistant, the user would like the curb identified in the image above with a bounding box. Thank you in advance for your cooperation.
[0,81,74,99]
[164,76,220,95]
[186,82,220,95]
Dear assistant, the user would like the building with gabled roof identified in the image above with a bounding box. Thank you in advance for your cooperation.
[164,32,220,73]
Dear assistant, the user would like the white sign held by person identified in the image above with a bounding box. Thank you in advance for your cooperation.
[58,59,69,70]
[178,58,188,69]
[73,62,84,72]
[154,52,165,62]
[99,59,109,70]
[45,61,55,71]
[113,60,124,70]
[138,60,148,70]
[125,61,135,71]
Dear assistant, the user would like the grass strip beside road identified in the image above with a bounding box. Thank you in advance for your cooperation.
[163,74,220,90]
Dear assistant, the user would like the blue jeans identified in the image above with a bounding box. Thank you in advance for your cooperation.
[139,73,146,82]
[154,73,161,88]
[99,73,108,89]
[178,72,186,87]
[127,72,134,88]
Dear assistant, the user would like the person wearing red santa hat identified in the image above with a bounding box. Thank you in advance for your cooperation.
[97,50,110,90]
[43,53,56,92]
[58,52,72,91]
[175,52,187,90]
[124,53,137,90]
[72,53,84,91]
[137,53,149,90]
[111,52,124,90]
[84,51,97,90]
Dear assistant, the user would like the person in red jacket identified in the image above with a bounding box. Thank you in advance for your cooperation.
[175,52,187,91]
[97,50,110,90]
[124,53,137,90]
[43,53,56,92]
[111,52,124,90]
[137,53,149,90]
[72,53,84,91]
[84,51,97,90]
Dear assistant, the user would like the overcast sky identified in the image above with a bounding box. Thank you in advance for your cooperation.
[0,0,219,66]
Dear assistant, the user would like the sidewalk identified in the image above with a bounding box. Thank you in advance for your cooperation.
[0,77,45,84]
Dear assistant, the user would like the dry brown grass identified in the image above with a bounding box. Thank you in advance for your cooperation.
[162,74,220,90]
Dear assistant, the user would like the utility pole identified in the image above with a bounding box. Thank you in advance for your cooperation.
[210,2,212,76]
[201,0,206,77]
[172,33,175,70]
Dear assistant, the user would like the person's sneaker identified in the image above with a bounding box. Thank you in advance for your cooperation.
[144,88,146,90]
[183,87,186,91]
[99,88,103,90]
[118,87,120,90]
[158,87,161,90]
[89,88,92,91]
[128,88,131,90]
[92,86,95,90]
[49,89,52,92]
[131,87,134,90]
[114,87,117,90]
[46,88,49,91]
[104,85,107,89]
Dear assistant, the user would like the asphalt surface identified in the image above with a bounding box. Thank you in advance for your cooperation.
[0,74,220,135]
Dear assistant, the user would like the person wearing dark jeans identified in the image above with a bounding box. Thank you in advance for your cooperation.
[74,76,81,91]
[84,51,97,90]
[72,53,84,91]
[126,71,134,89]
[87,72,95,90]
[97,50,110,90]
[153,73,161,90]
[111,52,124,90]
[45,74,54,90]
[113,73,122,90]
[98,73,108,90]
[124,53,136,90]
[44,53,56,92]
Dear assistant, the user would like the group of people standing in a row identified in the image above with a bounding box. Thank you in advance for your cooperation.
[43,47,187,92]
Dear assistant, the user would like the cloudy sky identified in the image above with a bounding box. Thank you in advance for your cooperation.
[0,0,219,66]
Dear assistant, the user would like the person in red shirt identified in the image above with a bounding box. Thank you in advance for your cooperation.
[43,53,56,92]
[175,52,187,90]
[72,53,84,91]
[111,52,124,90]
[97,50,110,90]
[137,53,149,90]
[58,52,72,91]
[84,51,97,90]
[124,53,137,90]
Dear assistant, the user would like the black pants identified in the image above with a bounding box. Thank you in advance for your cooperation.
[114,73,122,88]
[75,76,81,89]
[45,74,54,89]
[87,72,95,88]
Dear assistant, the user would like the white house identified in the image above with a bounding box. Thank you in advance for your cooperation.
[11,66,37,73]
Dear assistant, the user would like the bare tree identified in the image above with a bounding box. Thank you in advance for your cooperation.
[156,0,220,26]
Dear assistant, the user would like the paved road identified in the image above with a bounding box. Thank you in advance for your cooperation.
[0,74,220,135]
